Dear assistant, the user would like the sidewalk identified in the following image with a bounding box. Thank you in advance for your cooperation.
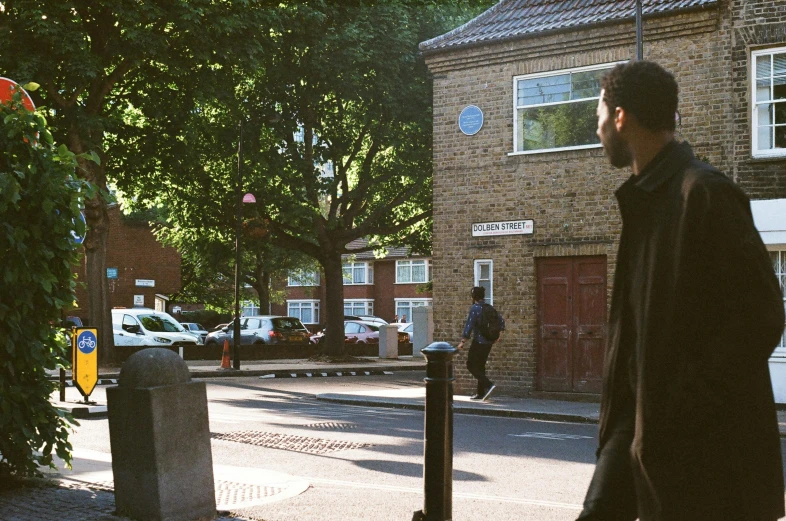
[13,355,786,521]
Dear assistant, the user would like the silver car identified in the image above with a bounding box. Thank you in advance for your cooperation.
[180,322,208,344]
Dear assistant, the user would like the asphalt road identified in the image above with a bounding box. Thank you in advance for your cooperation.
[62,372,786,521]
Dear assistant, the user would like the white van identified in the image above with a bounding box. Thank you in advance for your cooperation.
[112,308,199,347]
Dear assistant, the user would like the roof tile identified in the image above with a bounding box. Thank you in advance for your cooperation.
[420,0,718,53]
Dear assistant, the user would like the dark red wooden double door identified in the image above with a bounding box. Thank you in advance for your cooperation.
[536,256,607,393]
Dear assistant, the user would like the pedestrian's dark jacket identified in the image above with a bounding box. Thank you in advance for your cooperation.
[600,141,785,521]
[461,299,505,344]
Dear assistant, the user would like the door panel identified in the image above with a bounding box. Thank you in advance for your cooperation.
[537,256,607,393]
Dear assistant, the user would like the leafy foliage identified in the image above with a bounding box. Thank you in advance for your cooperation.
[0,90,91,477]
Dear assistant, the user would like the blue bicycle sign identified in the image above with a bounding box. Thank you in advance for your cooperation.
[76,330,97,354]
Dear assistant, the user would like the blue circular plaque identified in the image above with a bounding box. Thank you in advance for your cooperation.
[458,105,483,136]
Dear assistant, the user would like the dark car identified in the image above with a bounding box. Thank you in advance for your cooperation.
[204,315,310,345]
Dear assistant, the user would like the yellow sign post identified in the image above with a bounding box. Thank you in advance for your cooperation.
[72,328,98,401]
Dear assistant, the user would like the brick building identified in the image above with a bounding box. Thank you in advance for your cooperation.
[269,240,432,330]
[420,0,786,398]
[71,204,182,322]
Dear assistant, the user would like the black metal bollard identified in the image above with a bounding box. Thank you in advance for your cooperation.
[413,342,457,521]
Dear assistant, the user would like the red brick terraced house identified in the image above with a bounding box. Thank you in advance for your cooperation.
[71,204,182,323]
[269,240,433,332]
[420,0,786,400]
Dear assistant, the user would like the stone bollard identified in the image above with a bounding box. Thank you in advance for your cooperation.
[412,342,457,521]
[107,348,216,521]
[412,306,434,358]
[379,324,399,359]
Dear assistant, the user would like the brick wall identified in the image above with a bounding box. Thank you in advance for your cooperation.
[72,205,181,321]
[729,0,786,198]
[425,6,743,395]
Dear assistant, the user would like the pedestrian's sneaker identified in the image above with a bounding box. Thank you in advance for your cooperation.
[481,384,497,401]
[470,393,482,400]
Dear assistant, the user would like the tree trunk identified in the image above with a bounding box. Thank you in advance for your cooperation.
[322,251,345,357]
[83,193,114,365]
[255,270,271,314]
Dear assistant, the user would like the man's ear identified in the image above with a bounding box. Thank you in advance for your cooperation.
[614,106,627,133]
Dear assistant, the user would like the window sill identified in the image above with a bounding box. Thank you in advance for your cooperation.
[508,144,603,156]
[748,154,786,163]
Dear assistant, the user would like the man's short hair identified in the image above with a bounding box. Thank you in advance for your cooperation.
[471,286,485,301]
[601,61,678,132]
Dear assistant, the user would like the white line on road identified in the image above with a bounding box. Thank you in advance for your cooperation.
[304,476,582,510]
[510,432,594,440]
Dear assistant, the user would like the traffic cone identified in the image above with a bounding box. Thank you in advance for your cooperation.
[219,339,231,369]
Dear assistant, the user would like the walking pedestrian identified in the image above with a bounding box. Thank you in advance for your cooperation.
[578,60,785,521]
[457,286,504,401]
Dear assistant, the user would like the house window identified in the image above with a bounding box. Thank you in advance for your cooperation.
[396,260,430,283]
[770,251,786,357]
[288,300,320,324]
[513,63,617,155]
[343,262,373,285]
[474,259,493,305]
[752,47,786,157]
[395,299,431,323]
[288,269,320,287]
[241,300,260,316]
[344,299,374,316]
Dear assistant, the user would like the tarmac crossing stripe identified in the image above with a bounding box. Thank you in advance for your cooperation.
[304,477,581,510]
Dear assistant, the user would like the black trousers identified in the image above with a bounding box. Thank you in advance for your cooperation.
[466,340,493,394]
[577,407,637,521]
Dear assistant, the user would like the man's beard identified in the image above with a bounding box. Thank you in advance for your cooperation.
[603,130,632,169]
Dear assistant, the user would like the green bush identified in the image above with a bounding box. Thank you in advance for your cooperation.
[179,309,230,330]
[0,87,92,477]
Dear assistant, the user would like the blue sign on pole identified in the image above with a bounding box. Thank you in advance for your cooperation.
[72,212,86,245]
[76,330,97,355]
[458,105,484,136]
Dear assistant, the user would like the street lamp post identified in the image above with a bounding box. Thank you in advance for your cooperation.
[636,0,643,60]
[232,121,257,370]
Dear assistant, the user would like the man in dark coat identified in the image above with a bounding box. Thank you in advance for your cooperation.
[577,60,785,521]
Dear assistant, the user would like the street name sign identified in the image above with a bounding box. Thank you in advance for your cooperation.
[472,219,534,237]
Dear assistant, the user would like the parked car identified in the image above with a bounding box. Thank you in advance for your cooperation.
[390,322,413,342]
[355,315,389,326]
[180,322,208,343]
[211,322,230,332]
[112,308,198,347]
[204,316,311,346]
[311,320,408,345]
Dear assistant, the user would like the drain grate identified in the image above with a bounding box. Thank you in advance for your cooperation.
[215,479,283,507]
[212,431,372,454]
[305,422,357,430]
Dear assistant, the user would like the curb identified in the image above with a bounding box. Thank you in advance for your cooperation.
[315,395,599,424]
[48,364,425,382]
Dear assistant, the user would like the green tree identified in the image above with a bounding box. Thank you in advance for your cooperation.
[238,1,490,356]
[0,0,274,362]
[0,88,91,477]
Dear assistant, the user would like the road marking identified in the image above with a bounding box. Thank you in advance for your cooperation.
[304,477,581,510]
[510,432,594,440]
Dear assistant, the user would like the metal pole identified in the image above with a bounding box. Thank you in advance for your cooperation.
[413,342,457,521]
[233,120,243,370]
[636,0,643,60]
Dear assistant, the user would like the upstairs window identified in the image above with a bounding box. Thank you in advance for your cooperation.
[343,262,373,285]
[288,269,320,287]
[513,64,616,154]
[396,260,430,284]
[752,47,786,157]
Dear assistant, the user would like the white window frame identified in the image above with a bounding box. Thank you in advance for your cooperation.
[394,299,432,323]
[287,269,320,287]
[395,259,431,284]
[287,299,320,324]
[241,300,259,316]
[344,299,374,317]
[510,62,621,156]
[768,250,786,357]
[474,259,494,305]
[343,261,374,285]
[752,46,786,158]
